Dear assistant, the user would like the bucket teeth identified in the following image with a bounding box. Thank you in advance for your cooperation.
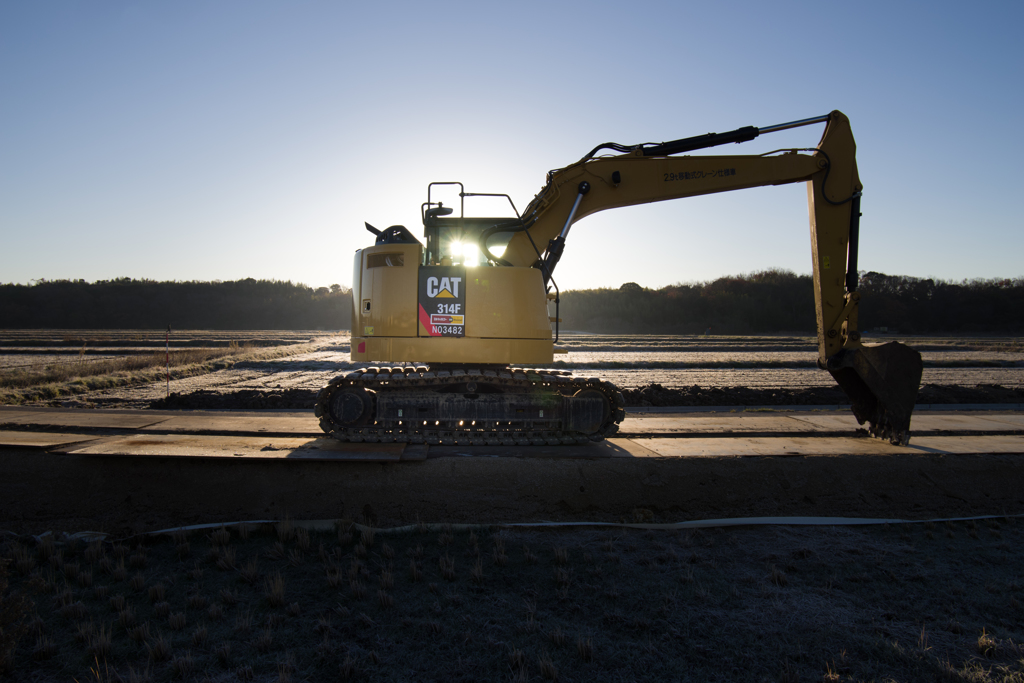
[827,342,924,446]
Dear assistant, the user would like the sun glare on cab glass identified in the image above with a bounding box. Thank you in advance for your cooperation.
[449,240,504,266]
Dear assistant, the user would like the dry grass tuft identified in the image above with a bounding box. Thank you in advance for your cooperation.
[54,587,73,608]
[554,567,572,587]
[128,622,151,643]
[977,628,997,657]
[234,610,252,634]
[60,600,87,620]
[253,628,273,652]
[471,558,484,584]
[770,565,788,587]
[339,655,356,680]
[379,567,394,590]
[216,547,237,571]
[168,612,186,631]
[440,553,456,581]
[215,642,231,666]
[240,557,259,584]
[153,601,170,618]
[169,651,194,678]
[265,571,285,607]
[539,653,558,680]
[295,527,310,551]
[88,623,112,659]
[326,566,343,588]
[276,519,294,544]
[148,583,165,603]
[146,631,170,662]
[118,606,137,628]
[130,572,146,592]
[207,604,224,621]
[508,645,527,672]
[75,620,96,643]
[12,546,35,575]
[549,626,566,647]
[84,540,105,562]
[31,635,57,661]
[210,527,231,547]
[35,537,56,565]
[576,636,593,661]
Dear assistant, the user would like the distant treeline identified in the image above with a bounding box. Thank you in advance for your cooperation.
[1,272,1021,333]
[559,270,1024,335]
[0,278,352,330]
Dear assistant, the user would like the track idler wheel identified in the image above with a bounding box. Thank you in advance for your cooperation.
[567,387,612,437]
[327,386,375,427]
[827,342,924,446]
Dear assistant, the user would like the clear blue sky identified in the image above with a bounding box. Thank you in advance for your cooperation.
[2,0,1021,290]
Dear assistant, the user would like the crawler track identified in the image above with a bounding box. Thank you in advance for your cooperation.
[315,366,626,445]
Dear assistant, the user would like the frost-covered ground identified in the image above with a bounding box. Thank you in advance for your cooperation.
[4,331,1015,408]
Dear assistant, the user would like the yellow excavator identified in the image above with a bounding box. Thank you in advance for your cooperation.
[316,111,923,447]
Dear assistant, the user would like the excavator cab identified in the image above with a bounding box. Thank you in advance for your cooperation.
[421,183,521,267]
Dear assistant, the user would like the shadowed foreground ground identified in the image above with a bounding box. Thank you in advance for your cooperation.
[2,519,1022,681]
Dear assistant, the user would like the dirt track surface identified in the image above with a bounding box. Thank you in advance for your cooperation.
[4,447,1024,537]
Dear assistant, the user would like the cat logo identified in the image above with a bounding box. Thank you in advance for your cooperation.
[426,276,461,299]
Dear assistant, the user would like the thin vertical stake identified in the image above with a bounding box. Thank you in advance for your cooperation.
[166,325,170,397]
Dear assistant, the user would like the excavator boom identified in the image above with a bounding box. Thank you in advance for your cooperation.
[496,110,923,444]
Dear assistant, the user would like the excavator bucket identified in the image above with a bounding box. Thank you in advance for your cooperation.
[827,342,924,446]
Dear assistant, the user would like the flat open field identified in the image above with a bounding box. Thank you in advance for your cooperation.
[2,331,1023,681]
[1,330,1021,409]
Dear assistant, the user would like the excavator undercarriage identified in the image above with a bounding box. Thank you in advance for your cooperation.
[316,366,624,445]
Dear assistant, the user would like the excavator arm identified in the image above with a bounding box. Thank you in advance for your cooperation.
[493,111,923,444]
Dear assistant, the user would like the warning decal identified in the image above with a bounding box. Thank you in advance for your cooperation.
[418,266,466,337]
